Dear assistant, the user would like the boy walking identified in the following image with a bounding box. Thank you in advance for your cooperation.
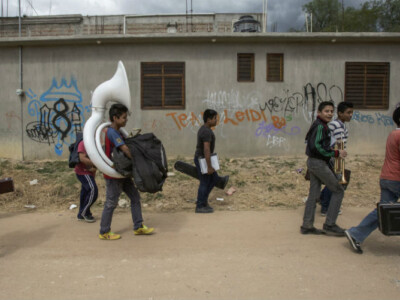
[320,102,354,216]
[194,109,224,213]
[301,101,347,236]
[75,138,98,223]
[99,103,154,240]
[345,107,400,254]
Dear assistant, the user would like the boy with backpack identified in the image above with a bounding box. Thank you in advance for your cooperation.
[74,137,98,223]
[301,101,347,236]
[99,103,154,240]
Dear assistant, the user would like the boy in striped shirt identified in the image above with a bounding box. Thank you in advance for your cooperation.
[320,102,354,216]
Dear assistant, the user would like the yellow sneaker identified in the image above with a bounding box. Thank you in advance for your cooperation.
[134,224,154,235]
[99,232,121,240]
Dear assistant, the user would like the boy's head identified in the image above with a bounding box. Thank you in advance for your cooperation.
[337,101,354,123]
[203,109,218,126]
[393,106,400,127]
[109,103,128,127]
[317,101,334,123]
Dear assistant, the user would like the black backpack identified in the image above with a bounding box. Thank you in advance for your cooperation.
[68,132,83,168]
[112,133,168,193]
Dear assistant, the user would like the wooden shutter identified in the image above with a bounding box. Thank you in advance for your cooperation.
[141,62,185,109]
[237,53,254,82]
[267,53,283,82]
[345,62,389,109]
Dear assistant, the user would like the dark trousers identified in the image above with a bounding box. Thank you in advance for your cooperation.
[194,156,220,208]
[320,177,348,212]
[100,178,143,234]
[303,157,344,228]
[76,174,98,218]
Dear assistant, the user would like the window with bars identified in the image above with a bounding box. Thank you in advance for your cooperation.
[345,62,390,109]
[141,62,185,109]
[237,53,254,82]
[267,53,284,82]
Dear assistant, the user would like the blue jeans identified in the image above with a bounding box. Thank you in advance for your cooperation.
[348,179,400,243]
[194,156,220,208]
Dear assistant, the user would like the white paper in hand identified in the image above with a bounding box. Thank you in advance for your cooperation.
[199,153,220,174]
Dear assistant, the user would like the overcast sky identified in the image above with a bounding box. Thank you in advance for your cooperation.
[4,0,367,32]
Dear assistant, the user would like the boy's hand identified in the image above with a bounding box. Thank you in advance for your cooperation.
[207,167,215,175]
[339,150,347,158]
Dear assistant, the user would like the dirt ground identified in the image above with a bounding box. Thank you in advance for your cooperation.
[1,208,400,300]
[1,155,399,299]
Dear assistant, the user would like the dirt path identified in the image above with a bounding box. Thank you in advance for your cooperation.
[1,207,400,300]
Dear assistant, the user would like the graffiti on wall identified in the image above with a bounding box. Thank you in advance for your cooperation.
[352,111,394,127]
[259,82,343,123]
[26,77,91,156]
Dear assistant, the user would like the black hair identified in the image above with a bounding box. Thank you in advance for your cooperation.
[318,101,334,112]
[109,103,128,122]
[203,109,218,123]
[337,101,354,113]
[393,106,400,127]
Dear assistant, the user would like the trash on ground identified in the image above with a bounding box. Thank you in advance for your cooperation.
[216,197,224,201]
[225,187,237,196]
[167,172,175,177]
[29,179,38,185]
[69,204,77,210]
[24,204,36,209]
[296,168,304,174]
[118,199,129,208]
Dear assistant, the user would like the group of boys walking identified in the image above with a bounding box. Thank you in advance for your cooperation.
[73,104,222,240]
[302,100,400,255]
[74,100,400,253]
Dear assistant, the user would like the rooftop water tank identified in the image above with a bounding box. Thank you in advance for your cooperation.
[233,15,261,32]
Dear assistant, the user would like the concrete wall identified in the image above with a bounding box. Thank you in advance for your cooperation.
[0,36,399,160]
[0,13,261,37]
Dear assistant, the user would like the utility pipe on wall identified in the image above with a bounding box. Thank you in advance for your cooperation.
[18,0,24,160]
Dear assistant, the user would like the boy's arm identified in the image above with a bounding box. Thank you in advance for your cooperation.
[314,125,345,158]
[118,144,132,159]
[78,152,95,169]
[203,142,215,175]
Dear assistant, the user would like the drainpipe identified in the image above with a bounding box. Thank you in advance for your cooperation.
[17,0,25,160]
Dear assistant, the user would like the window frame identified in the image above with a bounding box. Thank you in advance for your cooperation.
[266,53,284,82]
[141,62,186,110]
[237,53,255,82]
[344,62,390,110]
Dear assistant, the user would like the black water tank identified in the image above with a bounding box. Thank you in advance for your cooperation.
[233,15,261,32]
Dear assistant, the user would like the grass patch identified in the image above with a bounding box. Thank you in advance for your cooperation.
[267,183,296,192]
[15,164,28,170]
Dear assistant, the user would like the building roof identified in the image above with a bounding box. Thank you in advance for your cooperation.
[0,32,399,47]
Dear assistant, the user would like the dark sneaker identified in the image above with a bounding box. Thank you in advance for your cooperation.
[300,226,325,235]
[323,223,345,236]
[77,214,84,221]
[195,206,214,213]
[345,230,363,254]
[83,215,96,223]
[320,209,327,217]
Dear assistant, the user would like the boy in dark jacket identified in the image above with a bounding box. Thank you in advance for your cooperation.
[301,101,347,236]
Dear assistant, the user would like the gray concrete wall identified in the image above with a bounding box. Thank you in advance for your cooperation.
[0,38,398,160]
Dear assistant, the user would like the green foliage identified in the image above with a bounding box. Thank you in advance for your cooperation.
[371,0,400,31]
[301,0,400,32]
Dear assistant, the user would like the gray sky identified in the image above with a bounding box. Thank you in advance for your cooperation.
[4,0,367,32]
